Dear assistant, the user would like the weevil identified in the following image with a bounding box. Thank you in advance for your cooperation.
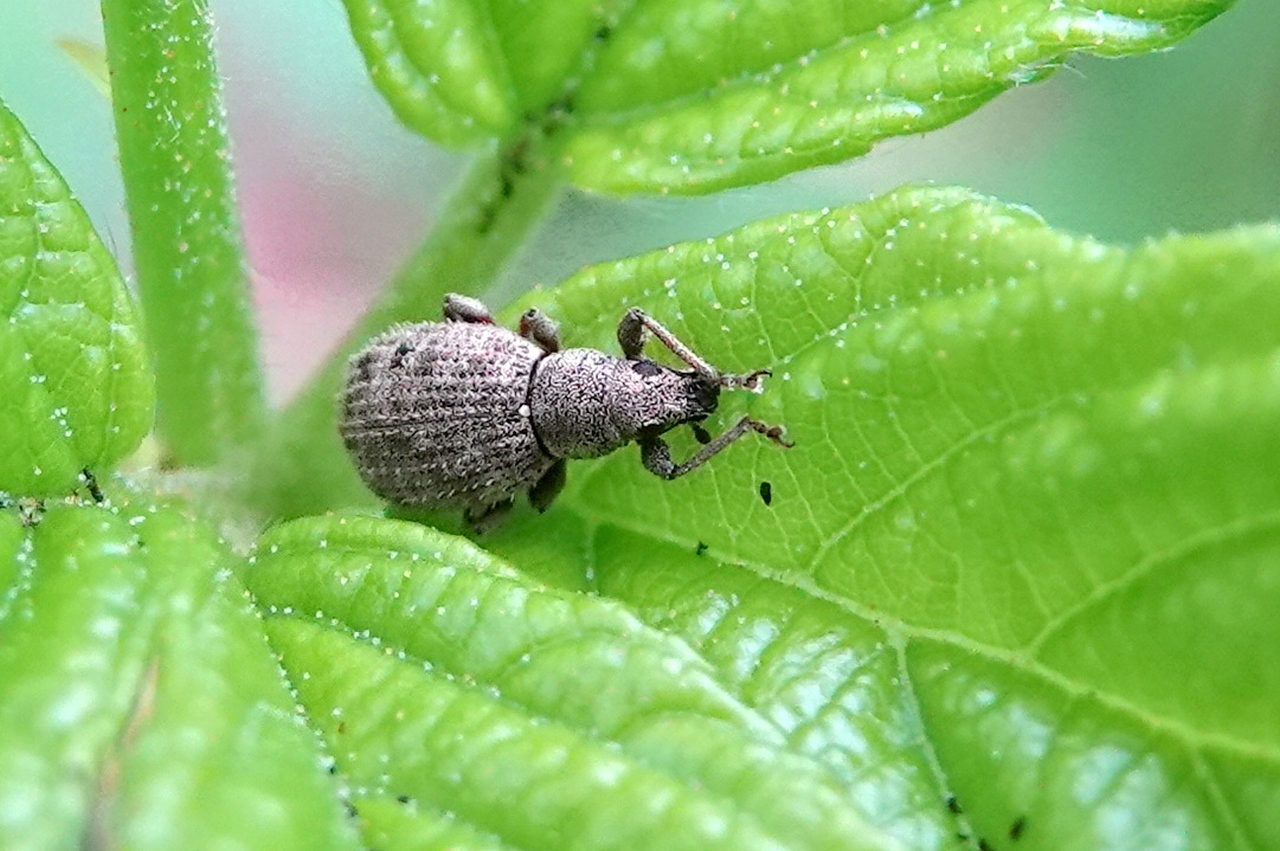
[340,293,792,530]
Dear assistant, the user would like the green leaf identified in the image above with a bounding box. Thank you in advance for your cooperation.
[247,515,898,851]
[101,0,265,466]
[586,530,961,848]
[0,504,356,850]
[0,506,159,848]
[458,185,1278,847]
[0,100,153,497]
[353,794,513,851]
[343,0,1233,193]
[109,509,357,851]
[0,510,24,603]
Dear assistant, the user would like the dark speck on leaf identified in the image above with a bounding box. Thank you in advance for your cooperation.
[695,541,709,556]
[759,481,773,505]
[945,795,962,814]
[1010,816,1027,841]
[396,795,412,805]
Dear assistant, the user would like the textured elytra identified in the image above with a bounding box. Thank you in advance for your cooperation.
[341,321,555,511]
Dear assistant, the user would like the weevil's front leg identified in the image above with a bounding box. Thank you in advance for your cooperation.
[618,308,775,391]
[640,416,793,480]
[443,293,495,324]
[519,308,561,353]
[618,308,718,377]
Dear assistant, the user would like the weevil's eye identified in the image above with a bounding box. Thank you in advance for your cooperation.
[522,308,538,318]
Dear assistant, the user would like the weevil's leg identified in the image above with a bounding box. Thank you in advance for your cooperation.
[719,368,772,392]
[618,308,718,377]
[443,293,495,324]
[528,459,567,512]
[519,308,561,353]
[464,497,514,533]
[640,416,793,480]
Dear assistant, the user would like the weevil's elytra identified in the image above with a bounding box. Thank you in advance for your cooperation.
[340,293,792,531]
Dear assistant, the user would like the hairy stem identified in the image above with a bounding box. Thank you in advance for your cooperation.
[101,0,265,467]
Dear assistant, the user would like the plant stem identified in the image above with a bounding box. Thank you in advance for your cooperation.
[257,140,564,517]
[100,0,266,468]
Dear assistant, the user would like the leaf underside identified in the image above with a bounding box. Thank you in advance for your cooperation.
[343,0,1234,192]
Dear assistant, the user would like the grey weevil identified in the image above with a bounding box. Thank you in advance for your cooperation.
[340,293,792,530]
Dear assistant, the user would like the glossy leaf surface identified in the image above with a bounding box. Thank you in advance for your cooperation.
[0,504,356,851]
[248,515,896,851]
[461,185,1280,848]
[0,101,153,497]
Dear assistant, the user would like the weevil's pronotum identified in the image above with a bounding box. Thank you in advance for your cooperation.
[340,294,792,529]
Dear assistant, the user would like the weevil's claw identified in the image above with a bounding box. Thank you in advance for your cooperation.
[749,420,794,448]
[768,426,795,449]
[722,368,772,393]
[741,418,794,448]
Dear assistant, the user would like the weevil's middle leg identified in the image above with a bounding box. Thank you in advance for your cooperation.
[464,497,513,533]
[618,308,718,378]
[640,416,793,480]
[519,308,561,353]
[443,293,495,324]
[528,459,567,512]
